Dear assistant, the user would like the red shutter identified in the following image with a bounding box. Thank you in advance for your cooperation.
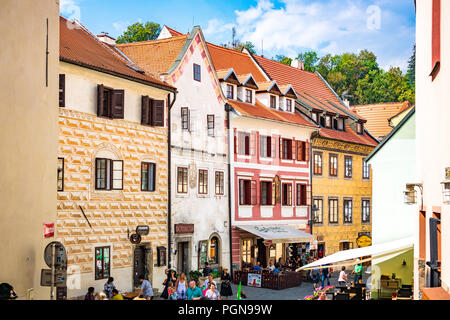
[279,138,283,159]
[112,90,125,119]
[245,135,250,155]
[97,84,104,116]
[152,100,165,126]
[305,141,310,162]
[431,0,441,76]
[301,185,307,206]
[245,180,251,205]
[59,74,65,108]
[267,136,272,158]
[141,96,150,125]
[291,139,296,160]
[251,180,257,205]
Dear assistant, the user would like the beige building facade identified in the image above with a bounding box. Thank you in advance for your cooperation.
[0,0,60,300]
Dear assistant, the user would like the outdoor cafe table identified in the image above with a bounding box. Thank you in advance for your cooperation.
[232,270,304,290]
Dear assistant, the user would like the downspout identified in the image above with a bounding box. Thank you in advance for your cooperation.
[225,103,233,276]
[167,90,177,268]
[309,137,313,236]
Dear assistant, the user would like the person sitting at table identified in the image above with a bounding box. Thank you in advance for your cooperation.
[111,288,124,300]
[273,267,281,274]
[252,261,262,272]
[267,261,275,272]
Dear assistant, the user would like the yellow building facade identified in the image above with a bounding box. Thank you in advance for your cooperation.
[311,137,375,256]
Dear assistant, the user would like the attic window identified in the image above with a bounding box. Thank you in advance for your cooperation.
[270,95,277,109]
[312,113,318,123]
[286,99,292,112]
[227,84,234,99]
[193,64,201,82]
[325,116,332,128]
[245,89,252,103]
[356,122,364,135]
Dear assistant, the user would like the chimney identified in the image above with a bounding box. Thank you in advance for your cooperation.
[291,59,304,70]
[97,32,116,45]
[343,99,350,108]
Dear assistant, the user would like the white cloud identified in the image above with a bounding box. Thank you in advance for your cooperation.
[60,0,81,21]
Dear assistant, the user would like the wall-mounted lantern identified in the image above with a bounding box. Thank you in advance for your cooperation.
[440,167,450,204]
[404,183,423,205]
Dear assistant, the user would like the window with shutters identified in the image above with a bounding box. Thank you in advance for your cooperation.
[226,84,234,99]
[343,199,353,223]
[95,158,123,190]
[239,179,252,205]
[193,63,201,82]
[261,181,273,205]
[215,171,224,195]
[270,95,277,109]
[198,169,208,195]
[362,159,370,180]
[281,139,293,160]
[177,167,188,194]
[238,132,251,156]
[329,154,338,177]
[296,141,306,161]
[57,158,64,192]
[296,184,307,206]
[286,99,292,112]
[329,198,339,224]
[97,85,124,119]
[344,156,353,178]
[245,89,252,103]
[260,135,272,158]
[313,198,323,224]
[95,246,111,280]
[141,162,156,192]
[362,199,371,223]
[282,183,292,206]
[207,115,215,137]
[181,107,190,130]
[59,74,65,107]
[313,152,323,175]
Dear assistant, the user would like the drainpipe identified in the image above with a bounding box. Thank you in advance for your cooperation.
[167,90,177,268]
[225,103,233,276]
[309,138,313,236]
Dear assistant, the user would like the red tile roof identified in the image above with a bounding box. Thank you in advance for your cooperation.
[59,17,174,90]
[229,99,317,128]
[163,25,184,37]
[319,126,379,147]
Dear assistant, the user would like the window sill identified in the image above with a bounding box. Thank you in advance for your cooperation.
[237,155,251,160]
[281,159,294,163]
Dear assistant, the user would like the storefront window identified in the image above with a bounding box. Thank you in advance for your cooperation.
[242,239,252,266]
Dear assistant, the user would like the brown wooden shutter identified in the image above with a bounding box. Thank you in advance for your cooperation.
[59,74,65,108]
[97,84,104,117]
[141,96,150,125]
[111,90,125,119]
[291,139,296,160]
[301,185,307,206]
[152,100,165,126]
[305,141,310,162]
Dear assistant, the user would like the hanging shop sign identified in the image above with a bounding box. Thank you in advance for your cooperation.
[130,234,142,245]
[136,225,150,236]
[356,235,372,247]
[43,222,55,238]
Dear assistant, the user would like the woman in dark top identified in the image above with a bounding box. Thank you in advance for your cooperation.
[220,269,233,300]
[161,269,177,299]
[84,287,95,300]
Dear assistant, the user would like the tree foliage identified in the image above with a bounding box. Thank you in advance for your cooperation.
[116,22,161,44]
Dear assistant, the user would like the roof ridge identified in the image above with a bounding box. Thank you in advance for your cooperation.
[116,34,188,47]
[351,101,410,108]
[206,41,250,56]
[253,53,318,76]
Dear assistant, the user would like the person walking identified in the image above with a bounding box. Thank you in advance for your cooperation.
[220,269,233,300]
[161,269,177,299]
[312,267,320,289]
[138,275,154,300]
[175,273,187,300]
[352,259,363,285]
[103,277,116,299]
[321,265,331,288]
[338,266,348,290]
[186,281,203,300]
[84,287,96,300]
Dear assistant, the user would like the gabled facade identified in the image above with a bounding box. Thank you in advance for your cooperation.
[208,43,318,270]
[249,53,379,257]
[117,27,230,274]
[57,17,176,298]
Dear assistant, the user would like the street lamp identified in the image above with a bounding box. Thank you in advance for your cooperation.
[309,204,319,232]
[404,183,423,205]
[440,167,450,204]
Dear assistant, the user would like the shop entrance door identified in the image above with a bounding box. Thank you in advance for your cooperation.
[177,242,189,274]
[133,246,147,287]
[256,239,267,268]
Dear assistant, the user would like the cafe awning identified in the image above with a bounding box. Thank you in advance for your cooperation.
[298,237,414,270]
[236,224,313,244]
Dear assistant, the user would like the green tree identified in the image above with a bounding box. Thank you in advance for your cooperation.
[406,45,416,86]
[275,55,293,66]
[235,41,257,55]
[116,22,161,44]
[298,51,319,72]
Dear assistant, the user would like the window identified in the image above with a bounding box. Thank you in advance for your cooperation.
[95,158,123,190]
[340,242,351,251]
[97,84,124,119]
[296,184,307,206]
[245,89,252,103]
[282,183,292,206]
[207,115,215,137]
[362,159,370,180]
[260,135,272,158]
[325,116,332,128]
[329,198,338,224]
[141,162,156,192]
[286,99,292,112]
[177,167,188,194]
[356,122,363,135]
[344,156,353,178]
[261,181,273,205]
[343,199,353,223]
[362,199,371,223]
[320,116,325,127]
[281,138,293,160]
[313,198,323,224]
[313,152,323,175]
[337,118,344,131]
[312,113,318,123]
[59,74,65,108]
[329,154,338,177]
[239,179,252,205]
[198,169,208,194]
[242,239,252,264]
[270,95,276,109]
[296,141,306,161]
[181,107,190,130]
[95,246,111,280]
[226,84,234,99]
[209,236,219,264]
[57,158,64,191]
[215,171,224,195]
[141,96,165,127]
[193,63,201,81]
[237,132,251,155]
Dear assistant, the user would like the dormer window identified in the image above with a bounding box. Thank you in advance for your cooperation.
[270,95,277,109]
[320,116,325,127]
[245,89,252,103]
[337,118,344,131]
[325,116,332,128]
[286,99,292,112]
[226,84,234,99]
[312,113,318,123]
[357,122,364,135]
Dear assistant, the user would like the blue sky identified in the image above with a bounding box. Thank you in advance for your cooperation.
[61,0,416,72]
